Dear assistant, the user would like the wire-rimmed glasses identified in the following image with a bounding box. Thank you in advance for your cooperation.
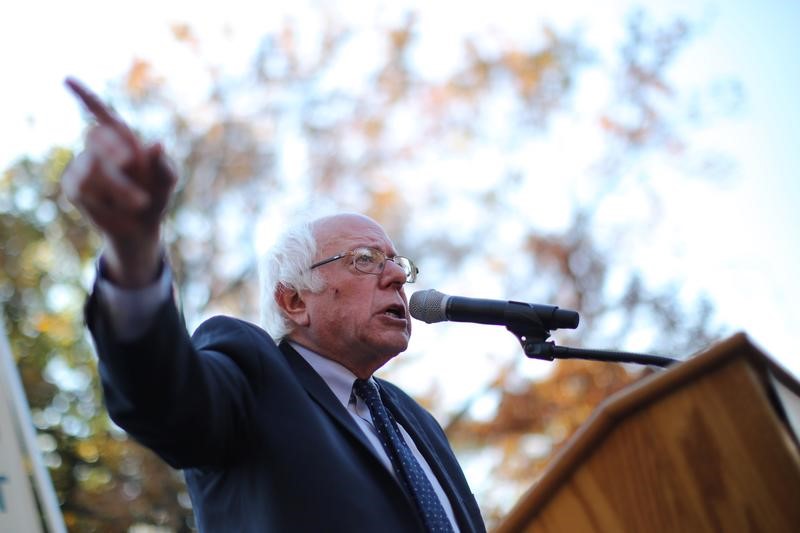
[310,246,419,283]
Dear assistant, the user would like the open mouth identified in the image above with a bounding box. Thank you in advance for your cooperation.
[383,304,406,320]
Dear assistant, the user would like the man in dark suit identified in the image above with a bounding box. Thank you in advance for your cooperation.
[62,78,486,532]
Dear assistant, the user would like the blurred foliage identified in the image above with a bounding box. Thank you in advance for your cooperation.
[1,7,729,532]
[2,151,192,531]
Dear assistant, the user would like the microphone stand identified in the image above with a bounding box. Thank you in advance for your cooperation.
[506,323,680,368]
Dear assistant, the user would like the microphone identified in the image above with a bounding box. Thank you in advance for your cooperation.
[409,289,579,331]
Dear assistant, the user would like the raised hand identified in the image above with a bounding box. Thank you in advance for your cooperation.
[62,77,177,287]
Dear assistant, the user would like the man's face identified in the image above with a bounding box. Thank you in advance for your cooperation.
[291,214,412,377]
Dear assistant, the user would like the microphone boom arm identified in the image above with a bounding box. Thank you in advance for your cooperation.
[506,322,679,368]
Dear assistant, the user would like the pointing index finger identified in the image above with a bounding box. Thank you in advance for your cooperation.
[64,77,132,139]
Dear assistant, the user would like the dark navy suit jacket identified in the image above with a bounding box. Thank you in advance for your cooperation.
[87,291,486,532]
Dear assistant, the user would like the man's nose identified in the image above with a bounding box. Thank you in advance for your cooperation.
[381,258,408,285]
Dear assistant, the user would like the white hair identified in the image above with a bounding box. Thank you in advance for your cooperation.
[259,218,326,340]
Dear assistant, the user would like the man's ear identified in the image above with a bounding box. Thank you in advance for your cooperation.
[275,284,310,327]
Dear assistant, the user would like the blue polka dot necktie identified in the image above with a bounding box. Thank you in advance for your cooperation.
[353,378,454,533]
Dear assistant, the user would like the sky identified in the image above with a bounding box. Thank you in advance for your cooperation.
[1,0,798,380]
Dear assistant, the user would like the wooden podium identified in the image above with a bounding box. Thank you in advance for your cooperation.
[495,333,800,533]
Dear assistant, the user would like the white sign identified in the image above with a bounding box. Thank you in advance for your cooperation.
[0,321,65,533]
[0,374,44,532]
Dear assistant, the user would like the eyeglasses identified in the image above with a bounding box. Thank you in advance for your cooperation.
[310,246,419,283]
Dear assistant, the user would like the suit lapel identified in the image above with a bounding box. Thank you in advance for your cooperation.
[277,342,382,463]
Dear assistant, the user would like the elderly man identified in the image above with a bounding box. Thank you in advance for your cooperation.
[62,78,485,532]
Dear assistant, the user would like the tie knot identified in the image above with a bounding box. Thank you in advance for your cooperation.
[352,378,380,403]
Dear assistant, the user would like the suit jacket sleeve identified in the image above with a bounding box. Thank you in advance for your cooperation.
[86,285,270,468]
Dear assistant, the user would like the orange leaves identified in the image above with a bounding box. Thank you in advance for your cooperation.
[124,59,163,102]
[359,116,385,140]
[501,49,556,100]
[75,441,100,463]
[35,313,75,344]
[170,23,198,47]
[460,360,639,444]
[367,186,402,219]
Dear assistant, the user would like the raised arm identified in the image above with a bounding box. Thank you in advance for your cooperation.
[62,77,176,287]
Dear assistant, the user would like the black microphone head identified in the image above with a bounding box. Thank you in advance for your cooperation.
[409,289,448,323]
[554,308,580,329]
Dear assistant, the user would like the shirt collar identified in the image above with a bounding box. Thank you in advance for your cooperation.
[288,341,373,408]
